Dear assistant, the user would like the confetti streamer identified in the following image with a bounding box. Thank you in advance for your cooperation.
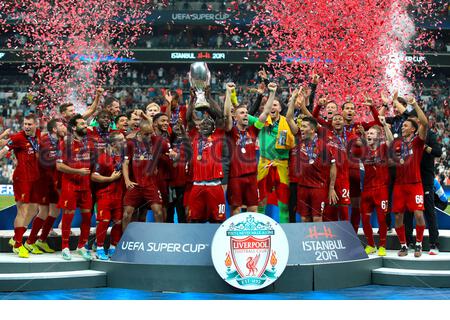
[1,1,167,117]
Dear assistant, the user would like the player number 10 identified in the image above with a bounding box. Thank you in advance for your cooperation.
[218,204,226,214]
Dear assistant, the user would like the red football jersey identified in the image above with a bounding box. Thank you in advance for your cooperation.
[228,126,258,178]
[326,130,356,182]
[38,133,60,180]
[362,143,389,190]
[169,138,192,187]
[393,135,424,185]
[294,133,334,188]
[125,135,170,187]
[191,128,225,182]
[58,136,95,191]
[93,152,124,199]
[88,127,111,153]
[170,105,187,128]
[157,135,172,181]
[7,131,40,182]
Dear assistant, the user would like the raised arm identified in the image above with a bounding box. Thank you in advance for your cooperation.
[407,96,428,140]
[258,82,277,123]
[379,115,394,146]
[224,82,235,132]
[82,87,104,120]
[164,90,173,119]
[286,88,300,135]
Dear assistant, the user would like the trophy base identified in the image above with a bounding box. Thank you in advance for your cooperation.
[194,103,211,111]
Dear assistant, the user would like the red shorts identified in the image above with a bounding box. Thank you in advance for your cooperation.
[96,198,123,221]
[188,184,226,222]
[392,183,425,213]
[58,189,93,211]
[227,174,259,207]
[335,179,351,206]
[258,166,289,204]
[361,186,389,214]
[349,168,361,198]
[123,184,162,209]
[36,177,59,205]
[13,180,41,204]
[297,186,327,218]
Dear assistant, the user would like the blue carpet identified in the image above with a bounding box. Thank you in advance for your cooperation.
[1,285,450,300]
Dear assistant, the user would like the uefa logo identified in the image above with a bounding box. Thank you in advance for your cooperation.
[211,212,289,291]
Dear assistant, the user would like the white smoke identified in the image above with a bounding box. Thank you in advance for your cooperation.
[384,1,416,97]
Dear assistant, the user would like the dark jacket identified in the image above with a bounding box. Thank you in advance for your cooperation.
[421,129,442,186]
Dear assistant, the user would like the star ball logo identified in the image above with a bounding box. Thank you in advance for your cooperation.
[211,213,289,291]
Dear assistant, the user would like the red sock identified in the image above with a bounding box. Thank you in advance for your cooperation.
[111,222,122,246]
[39,216,56,242]
[362,214,375,247]
[395,225,406,245]
[416,224,425,243]
[26,217,45,245]
[78,212,92,249]
[323,206,338,222]
[13,227,27,248]
[61,213,74,249]
[377,212,387,248]
[96,220,109,247]
[351,207,361,233]
[339,206,349,221]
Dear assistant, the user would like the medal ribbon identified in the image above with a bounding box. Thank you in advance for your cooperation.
[27,136,39,153]
[239,130,247,150]
[305,135,318,162]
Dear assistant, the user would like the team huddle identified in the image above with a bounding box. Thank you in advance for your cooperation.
[0,73,437,261]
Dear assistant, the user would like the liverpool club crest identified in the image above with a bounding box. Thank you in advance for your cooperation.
[211,213,289,290]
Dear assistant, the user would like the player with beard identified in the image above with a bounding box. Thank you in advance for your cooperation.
[153,112,172,221]
[0,115,41,258]
[287,90,338,222]
[341,98,383,233]
[224,83,260,215]
[312,98,339,128]
[186,112,228,223]
[59,88,104,126]
[391,97,428,257]
[91,132,126,260]
[324,113,358,221]
[88,110,112,154]
[24,119,66,254]
[359,117,393,256]
[167,121,192,223]
[255,83,294,223]
[57,115,95,261]
[122,120,176,229]
[90,96,120,129]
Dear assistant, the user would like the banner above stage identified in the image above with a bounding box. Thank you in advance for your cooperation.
[112,220,367,266]
[2,49,447,66]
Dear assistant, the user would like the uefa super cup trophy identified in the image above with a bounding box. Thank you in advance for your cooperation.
[188,62,211,110]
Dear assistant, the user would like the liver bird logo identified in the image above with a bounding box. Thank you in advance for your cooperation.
[246,254,260,276]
